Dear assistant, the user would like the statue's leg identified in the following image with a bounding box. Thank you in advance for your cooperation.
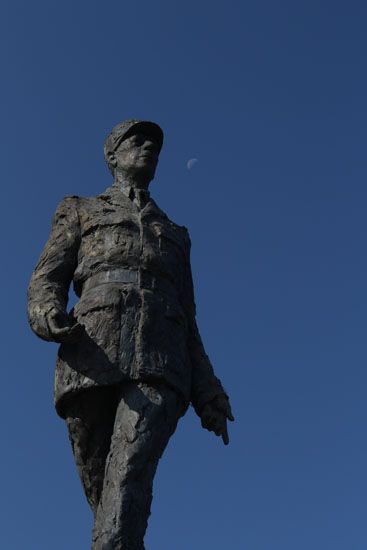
[64,386,119,515]
[92,382,186,550]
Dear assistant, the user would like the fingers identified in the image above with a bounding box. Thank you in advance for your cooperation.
[227,410,235,422]
[200,407,217,430]
[48,323,71,337]
[51,325,83,343]
[47,309,71,331]
[221,424,229,446]
[210,418,229,445]
[46,309,83,343]
[201,400,233,445]
[215,396,235,422]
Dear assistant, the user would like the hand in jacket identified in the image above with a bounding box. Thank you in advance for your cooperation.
[200,395,234,445]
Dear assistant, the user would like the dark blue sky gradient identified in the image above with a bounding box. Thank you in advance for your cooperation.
[1,1,367,548]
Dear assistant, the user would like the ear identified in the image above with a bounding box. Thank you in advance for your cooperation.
[107,151,117,170]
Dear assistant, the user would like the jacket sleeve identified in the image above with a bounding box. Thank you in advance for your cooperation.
[27,196,80,341]
[180,227,228,416]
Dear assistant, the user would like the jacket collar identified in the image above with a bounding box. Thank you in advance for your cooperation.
[98,184,168,219]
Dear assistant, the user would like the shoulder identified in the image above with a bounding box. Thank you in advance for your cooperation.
[179,224,191,238]
[165,215,190,235]
[56,194,80,210]
[52,195,82,225]
[166,218,192,253]
[56,194,98,212]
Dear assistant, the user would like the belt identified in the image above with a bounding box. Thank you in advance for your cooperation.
[83,268,138,292]
[82,268,176,295]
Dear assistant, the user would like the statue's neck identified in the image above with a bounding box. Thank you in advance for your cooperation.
[113,170,150,192]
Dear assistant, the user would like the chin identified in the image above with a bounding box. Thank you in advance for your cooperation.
[135,167,156,184]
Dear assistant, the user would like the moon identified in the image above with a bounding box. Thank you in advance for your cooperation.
[187,158,198,170]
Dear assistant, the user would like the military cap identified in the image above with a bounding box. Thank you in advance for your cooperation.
[105,118,163,155]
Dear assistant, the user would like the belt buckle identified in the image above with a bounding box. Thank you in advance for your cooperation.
[110,268,138,284]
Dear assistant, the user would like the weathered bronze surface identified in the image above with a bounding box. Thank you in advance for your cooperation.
[28,119,233,549]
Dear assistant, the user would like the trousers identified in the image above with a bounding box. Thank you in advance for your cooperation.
[64,381,186,550]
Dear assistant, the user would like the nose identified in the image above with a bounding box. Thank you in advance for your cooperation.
[134,133,157,152]
[142,140,157,152]
[141,144,159,160]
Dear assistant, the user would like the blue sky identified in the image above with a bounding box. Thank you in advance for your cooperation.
[1,1,367,548]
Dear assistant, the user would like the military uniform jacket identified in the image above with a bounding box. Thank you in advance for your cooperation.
[28,184,226,418]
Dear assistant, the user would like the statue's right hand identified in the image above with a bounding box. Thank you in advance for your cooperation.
[46,307,83,343]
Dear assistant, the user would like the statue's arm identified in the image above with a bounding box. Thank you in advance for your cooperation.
[27,196,81,342]
[181,228,234,442]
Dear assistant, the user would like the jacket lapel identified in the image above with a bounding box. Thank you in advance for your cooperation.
[141,198,168,220]
[98,185,132,209]
[98,185,168,220]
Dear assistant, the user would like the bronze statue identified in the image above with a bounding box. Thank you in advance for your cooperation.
[28,119,234,550]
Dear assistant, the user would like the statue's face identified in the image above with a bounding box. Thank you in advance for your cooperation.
[113,131,160,182]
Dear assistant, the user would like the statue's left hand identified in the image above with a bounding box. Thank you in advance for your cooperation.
[46,307,84,343]
[200,395,234,446]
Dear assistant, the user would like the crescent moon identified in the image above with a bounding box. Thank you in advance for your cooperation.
[187,158,198,170]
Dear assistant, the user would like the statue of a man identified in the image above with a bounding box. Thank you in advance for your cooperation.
[28,120,234,550]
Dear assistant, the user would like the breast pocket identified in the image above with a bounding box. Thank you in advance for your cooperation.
[81,209,129,236]
[153,223,185,255]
